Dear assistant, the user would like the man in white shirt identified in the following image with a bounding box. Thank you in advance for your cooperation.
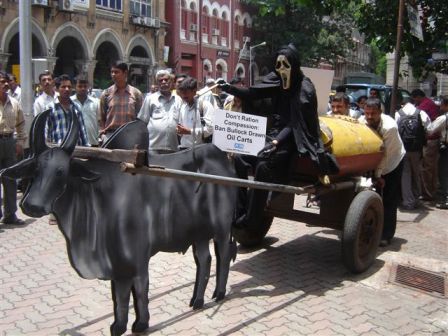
[7,74,21,103]
[359,98,406,247]
[427,96,448,209]
[33,70,57,116]
[138,69,182,153]
[71,77,100,146]
[176,77,214,149]
[328,92,361,119]
[395,100,431,210]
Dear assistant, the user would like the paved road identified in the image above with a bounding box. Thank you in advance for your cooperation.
[0,196,447,336]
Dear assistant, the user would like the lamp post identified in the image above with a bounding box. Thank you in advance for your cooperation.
[249,41,266,86]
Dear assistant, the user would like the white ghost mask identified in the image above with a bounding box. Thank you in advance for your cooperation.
[275,55,292,90]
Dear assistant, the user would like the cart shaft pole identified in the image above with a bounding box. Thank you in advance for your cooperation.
[121,163,315,195]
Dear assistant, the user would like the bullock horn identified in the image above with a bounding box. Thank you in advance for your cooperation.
[60,106,79,154]
[31,109,52,156]
[0,158,36,180]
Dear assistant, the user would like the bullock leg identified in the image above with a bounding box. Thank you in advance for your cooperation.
[212,236,237,301]
[110,279,132,336]
[190,240,211,309]
[131,273,150,333]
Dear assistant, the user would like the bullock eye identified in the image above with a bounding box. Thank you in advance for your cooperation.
[55,167,64,177]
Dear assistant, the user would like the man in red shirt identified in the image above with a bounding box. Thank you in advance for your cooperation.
[411,89,440,201]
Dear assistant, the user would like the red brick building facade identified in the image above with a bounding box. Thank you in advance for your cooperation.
[165,0,255,86]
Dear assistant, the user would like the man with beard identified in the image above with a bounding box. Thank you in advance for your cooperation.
[219,43,338,228]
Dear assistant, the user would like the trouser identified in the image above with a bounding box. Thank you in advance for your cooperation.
[0,138,18,218]
[401,151,422,207]
[420,139,439,200]
[234,137,295,228]
[437,146,448,202]
[380,160,403,241]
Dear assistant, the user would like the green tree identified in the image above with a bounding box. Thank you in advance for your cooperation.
[242,0,358,68]
[355,0,448,78]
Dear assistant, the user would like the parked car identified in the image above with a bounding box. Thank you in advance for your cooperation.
[340,84,411,115]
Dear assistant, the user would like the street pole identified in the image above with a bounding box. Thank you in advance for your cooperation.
[19,0,33,149]
[390,0,405,115]
[249,41,266,86]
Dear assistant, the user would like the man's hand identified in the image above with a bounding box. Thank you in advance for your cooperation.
[257,141,277,158]
[176,124,191,135]
[16,143,24,158]
[373,177,385,190]
[216,79,230,91]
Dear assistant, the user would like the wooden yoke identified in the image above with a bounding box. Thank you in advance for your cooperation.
[71,146,147,167]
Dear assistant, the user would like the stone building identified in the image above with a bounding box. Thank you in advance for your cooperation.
[165,0,255,86]
[0,0,166,92]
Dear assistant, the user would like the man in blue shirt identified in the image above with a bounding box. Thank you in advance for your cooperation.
[47,74,89,146]
[71,77,100,146]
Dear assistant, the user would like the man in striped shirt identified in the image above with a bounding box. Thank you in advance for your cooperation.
[99,62,143,141]
[46,74,89,146]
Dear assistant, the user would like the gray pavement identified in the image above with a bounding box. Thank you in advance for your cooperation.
[0,195,447,336]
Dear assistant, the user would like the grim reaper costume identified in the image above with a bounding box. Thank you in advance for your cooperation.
[220,43,338,228]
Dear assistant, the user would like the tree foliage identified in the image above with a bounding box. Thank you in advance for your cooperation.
[243,0,447,78]
[242,0,357,68]
[356,0,448,78]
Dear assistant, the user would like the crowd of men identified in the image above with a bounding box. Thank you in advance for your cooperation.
[0,50,447,250]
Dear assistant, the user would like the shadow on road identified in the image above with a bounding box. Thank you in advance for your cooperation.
[220,231,385,333]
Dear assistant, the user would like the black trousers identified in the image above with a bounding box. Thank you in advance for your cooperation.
[234,137,296,227]
[0,137,18,219]
[437,146,448,202]
[379,160,403,241]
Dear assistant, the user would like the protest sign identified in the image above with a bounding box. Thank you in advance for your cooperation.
[213,110,267,156]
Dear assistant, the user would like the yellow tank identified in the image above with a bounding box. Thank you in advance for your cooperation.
[294,115,384,178]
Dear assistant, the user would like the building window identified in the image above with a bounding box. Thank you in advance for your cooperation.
[130,0,152,17]
[96,0,122,11]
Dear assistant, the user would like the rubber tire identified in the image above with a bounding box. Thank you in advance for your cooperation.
[342,190,383,274]
[233,214,273,247]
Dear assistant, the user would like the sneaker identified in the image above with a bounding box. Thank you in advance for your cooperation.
[379,239,391,247]
[436,203,448,210]
[0,217,25,225]
[401,204,416,211]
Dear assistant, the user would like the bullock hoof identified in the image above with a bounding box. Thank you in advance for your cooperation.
[132,321,149,333]
[190,297,204,310]
[110,322,127,336]
[212,289,226,301]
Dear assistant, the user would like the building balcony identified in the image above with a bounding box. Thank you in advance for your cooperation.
[189,31,197,42]
[202,32,209,44]
[221,37,227,47]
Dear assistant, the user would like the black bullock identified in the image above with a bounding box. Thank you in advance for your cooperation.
[1,110,237,335]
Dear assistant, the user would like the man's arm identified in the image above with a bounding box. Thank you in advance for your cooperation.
[74,107,90,146]
[137,94,152,123]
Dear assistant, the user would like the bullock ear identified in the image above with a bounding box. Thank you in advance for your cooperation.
[0,158,36,180]
[70,160,100,182]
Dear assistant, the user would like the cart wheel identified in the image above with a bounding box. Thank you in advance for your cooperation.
[342,190,383,274]
[233,214,273,247]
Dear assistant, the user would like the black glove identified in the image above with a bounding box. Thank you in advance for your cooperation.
[216,79,230,92]
[257,142,277,158]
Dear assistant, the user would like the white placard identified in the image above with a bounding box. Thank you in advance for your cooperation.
[213,109,267,156]
[301,67,334,115]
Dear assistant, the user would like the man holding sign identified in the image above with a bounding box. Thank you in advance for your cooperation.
[219,43,338,229]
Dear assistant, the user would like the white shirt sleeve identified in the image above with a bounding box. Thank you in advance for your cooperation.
[427,115,447,135]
